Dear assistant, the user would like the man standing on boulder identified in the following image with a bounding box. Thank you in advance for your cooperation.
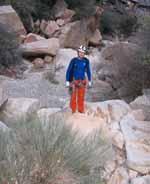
[66,45,92,113]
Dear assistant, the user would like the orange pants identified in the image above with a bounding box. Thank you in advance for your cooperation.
[70,80,86,113]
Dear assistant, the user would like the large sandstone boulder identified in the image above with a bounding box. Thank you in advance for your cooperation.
[43,21,60,37]
[0,5,26,35]
[59,18,97,48]
[99,42,140,102]
[0,98,40,124]
[86,100,130,123]
[89,29,102,46]
[52,0,75,23]
[54,48,77,83]
[120,114,150,174]
[87,80,117,102]
[64,100,130,137]
[21,38,60,56]
[130,93,150,120]
[24,33,46,43]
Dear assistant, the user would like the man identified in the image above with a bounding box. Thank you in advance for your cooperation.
[66,45,92,113]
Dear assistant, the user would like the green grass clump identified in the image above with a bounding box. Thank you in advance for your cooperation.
[0,114,112,184]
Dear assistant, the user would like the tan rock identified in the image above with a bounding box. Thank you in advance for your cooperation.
[131,109,145,121]
[62,9,75,23]
[33,58,45,69]
[21,38,60,56]
[24,33,45,43]
[108,167,129,184]
[110,122,125,149]
[44,56,53,64]
[59,18,97,49]
[89,29,102,46]
[44,21,60,37]
[120,114,150,174]
[56,19,65,26]
[130,94,150,120]
[129,170,138,178]
[87,80,116,102]
[0,5,26,36]
[0,98,40,124]
[86,100,130,123]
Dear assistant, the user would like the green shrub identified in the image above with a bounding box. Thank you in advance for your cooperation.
[99,10,121,34]
[0,23,22,68]
[65,0,97,18]
[99,9,137,37]
[0,114,112,184]
[119,13,137,37]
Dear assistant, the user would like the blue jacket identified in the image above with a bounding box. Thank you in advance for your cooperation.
[66,57,91,82]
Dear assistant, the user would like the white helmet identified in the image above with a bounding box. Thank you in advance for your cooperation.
[78,45,86,53]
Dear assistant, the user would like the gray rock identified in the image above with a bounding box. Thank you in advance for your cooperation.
[0,98,40,124]
[130,94,150,120]
[0,82,8,107]
[1,71,67,108]
[0,121,9,132]
[131,175,150,184]
[120,114,150,174]
[0,5,26,36]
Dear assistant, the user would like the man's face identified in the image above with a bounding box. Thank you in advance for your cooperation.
[78,51,85,58]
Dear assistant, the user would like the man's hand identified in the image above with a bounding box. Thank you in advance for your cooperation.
[88,81,92,88]
[66,81,70,87]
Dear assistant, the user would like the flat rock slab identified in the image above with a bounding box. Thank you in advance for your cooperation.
[120,114,150,174]
[64,111,106,136]
[21,38,60,56]
[0,98,40,124]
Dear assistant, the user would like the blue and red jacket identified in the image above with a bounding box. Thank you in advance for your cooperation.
[66,57,91,82]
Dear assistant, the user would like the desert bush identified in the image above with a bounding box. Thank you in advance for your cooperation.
[0,114,111,184]
[119,13,137,37]
[0,23,22,68]
[65,0,97,18]
[99,9,137,37]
